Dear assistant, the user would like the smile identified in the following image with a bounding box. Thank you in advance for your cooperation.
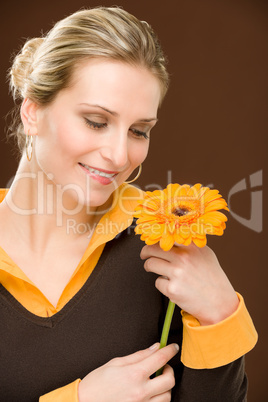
[79,163,117,177]
[78,162,118,184]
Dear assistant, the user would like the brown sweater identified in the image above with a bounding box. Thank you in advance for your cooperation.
[0,224,247,401]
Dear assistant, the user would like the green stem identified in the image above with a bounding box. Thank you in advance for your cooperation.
[155,300,176,377]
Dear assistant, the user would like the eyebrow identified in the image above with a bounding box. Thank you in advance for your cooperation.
[79,103,158,123]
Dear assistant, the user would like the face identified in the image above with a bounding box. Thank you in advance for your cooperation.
[29,59,161,209]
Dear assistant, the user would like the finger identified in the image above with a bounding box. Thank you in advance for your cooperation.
[149,364,175,396]
[174,242,196,250]
[137,344,179,377]
[155,277,171,300]
[150,391,172,401]
[161,363,175,383]
[141,243,189,265]
[144,257,172,277]
[118,343,160,366]
[140,244,171,261]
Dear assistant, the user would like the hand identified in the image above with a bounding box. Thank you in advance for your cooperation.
[141,243,239,326]
[78,343,178,402]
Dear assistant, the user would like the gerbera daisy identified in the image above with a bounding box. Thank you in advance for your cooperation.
[134,183,229,251]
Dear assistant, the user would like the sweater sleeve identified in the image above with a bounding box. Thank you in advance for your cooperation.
[164,293,253,401]
[39,379,81,401]
[180,292,258,369]
[173,356,248,402]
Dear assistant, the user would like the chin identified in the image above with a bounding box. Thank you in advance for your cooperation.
[79,190,113,211]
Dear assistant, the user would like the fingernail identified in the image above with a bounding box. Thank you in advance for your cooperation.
[174,343,179,352]
[149,342,159,351]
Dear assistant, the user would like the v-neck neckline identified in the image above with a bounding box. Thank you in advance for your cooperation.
[0,240,114,327]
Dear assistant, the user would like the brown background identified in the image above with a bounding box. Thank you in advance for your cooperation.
[0,0,266,400]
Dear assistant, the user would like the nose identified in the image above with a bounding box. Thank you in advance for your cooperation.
[100,129,129,170]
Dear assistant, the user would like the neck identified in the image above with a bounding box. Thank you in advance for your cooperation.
[1,156,110,254]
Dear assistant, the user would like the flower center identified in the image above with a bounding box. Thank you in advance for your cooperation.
[172,207,189,217]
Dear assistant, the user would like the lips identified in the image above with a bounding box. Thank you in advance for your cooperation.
[79,162,117,177]
[78,162,118,184]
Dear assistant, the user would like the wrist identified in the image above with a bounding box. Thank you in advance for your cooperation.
[78,380,87,402]
[198,292,240,326]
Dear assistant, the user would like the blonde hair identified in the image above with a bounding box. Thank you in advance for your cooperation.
[9,7,169,153]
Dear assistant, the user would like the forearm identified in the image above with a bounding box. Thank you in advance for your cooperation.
[161,293,254,401]
[173,357,247,402]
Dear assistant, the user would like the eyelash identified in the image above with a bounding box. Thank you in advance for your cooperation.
[130,128,149,140]
[84,119,149,139]
[84,119,107,130]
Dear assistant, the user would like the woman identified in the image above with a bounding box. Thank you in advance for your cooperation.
[0,7,257,401]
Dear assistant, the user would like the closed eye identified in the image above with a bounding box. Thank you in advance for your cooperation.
[84,118,149,139]
[84,118,107,130]
[130,128,149,139]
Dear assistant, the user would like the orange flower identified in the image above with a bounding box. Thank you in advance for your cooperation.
[134,183,229,251]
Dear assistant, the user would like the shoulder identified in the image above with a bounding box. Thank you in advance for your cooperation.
[110,218,143,255]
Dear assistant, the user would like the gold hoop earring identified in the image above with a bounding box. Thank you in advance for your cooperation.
[26,131,33,162]
[125,164,142,184]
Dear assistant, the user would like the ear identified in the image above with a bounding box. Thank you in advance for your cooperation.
[20,98,39,136]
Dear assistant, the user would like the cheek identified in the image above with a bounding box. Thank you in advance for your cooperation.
[55,126,80,154]
[130,141,150,166]
[35,124,79,173]
[46,124,90,160]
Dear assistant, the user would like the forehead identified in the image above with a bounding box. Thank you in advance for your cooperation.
[64,58,161,115]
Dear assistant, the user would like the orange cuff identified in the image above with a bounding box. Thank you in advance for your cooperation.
[181,292,258,369]
[39,378,81,401]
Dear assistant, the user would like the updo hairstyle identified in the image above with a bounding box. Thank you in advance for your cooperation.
[9,6,169,154]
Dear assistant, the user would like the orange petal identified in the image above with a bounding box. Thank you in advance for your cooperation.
[167,220,176,233]
[179,225,191,239]
[165,183,181,198]
[204,225,224,235]
[136,215,159,224]
[173,185,185,198]
[174,232,185,244]
[135,225,146,235]
[183,235,192,246]
[192,219,206,235]
[198,186,210,199]
[203,189,221,204]
[148,226,166,239]
[193,183,202,191]
[140,234,148,241]
[192,236,207,247]
[159,232,175,251]
[144,200,162,212]
[148,190,164,197]
[204,199,228,213]
[135,223,155,236]
[201,211,228,224]
[145,237,159,246]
